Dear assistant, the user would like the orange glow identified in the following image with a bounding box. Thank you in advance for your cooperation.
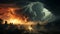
[8,8,20,14]
[0,4,35,25]
[0,7,36,26]
[8,8,15,14]
[6,7,27,24]
[4,7,35,25]
[28,26,33,31]
[7,18,23,24]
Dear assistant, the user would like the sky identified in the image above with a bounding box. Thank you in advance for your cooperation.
[0,0,60,16]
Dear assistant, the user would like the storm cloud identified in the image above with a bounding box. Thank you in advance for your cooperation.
[15,2,56,22]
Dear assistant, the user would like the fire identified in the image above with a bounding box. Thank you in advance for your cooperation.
[6,7,27,24]
[0,6,36,31]
[7,18,23,24]
[28,26,33,31]
[6,7,36,25]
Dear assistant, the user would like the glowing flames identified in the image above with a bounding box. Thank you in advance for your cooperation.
[0,7,35,31]
[6,7,27,24]
[7,18,23,24]
[0,7,26,24]
[1,7,34,25]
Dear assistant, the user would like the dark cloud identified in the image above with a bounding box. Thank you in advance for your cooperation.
[15,2,44,21]
[15,2,56,22]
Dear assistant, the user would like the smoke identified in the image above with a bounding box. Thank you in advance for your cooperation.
[16,2,56,23]
[42,8,56,22]
[16,2,44,21]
